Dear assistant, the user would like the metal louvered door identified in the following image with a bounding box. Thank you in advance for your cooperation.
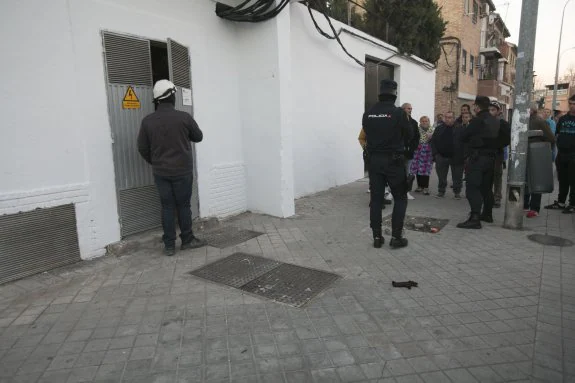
[102,32,161,237]
[167,38,200,219]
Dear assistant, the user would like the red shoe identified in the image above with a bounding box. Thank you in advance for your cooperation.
[526,210,539,218]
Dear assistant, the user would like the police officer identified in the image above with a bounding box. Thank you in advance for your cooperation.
[362,80,411,248]
[137,80,205,256]
[457,96,502,229]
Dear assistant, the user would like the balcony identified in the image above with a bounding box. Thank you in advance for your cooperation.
[480,32,503,58]
[478,79,500,99]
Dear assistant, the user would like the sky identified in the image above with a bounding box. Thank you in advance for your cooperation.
[497,0,575,87]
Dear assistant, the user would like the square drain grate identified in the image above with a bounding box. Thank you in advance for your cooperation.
[189,253,340,308]
[189,253,280,288]
[384,215,449,233]
[240,263,341,308]
[200,227,264,249]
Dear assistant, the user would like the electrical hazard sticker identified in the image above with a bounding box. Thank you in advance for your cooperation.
[122,86,141,109]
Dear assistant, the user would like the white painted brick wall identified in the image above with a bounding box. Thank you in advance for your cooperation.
[209,162,247,217]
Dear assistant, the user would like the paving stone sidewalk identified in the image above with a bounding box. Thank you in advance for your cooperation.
[0,175,574,383]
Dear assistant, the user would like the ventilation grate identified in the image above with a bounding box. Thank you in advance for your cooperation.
[103,32,152,86]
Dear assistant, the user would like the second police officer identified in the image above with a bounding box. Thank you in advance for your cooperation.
[362,80,412,249]
[457,95,507,229]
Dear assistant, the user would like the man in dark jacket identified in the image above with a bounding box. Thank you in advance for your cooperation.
[431,111,464,198]
[524,104,556,217]
[457,96,501,229]
[137,80,205,256]
[545,94,575,214]
[402,103,420,198]
[488,100,510,208]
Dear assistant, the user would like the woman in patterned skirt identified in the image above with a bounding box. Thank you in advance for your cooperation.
[410,116,434,195]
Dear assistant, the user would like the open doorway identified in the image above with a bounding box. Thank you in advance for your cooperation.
[151,41,169,85]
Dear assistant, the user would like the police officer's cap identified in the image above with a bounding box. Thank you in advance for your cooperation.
[379,80,398,96]
[474,95,491,108]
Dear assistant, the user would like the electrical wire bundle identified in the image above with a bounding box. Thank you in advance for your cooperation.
[215,0,290,22]
[304,0,364,67]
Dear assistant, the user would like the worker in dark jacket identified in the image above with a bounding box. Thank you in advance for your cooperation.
[363,80,412,249]
[137,80,205,256]
[457,96,501,229]
[545,94,575,213]
[524,104,556,217]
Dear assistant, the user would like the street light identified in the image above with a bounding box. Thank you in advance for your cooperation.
[551,0,573,110]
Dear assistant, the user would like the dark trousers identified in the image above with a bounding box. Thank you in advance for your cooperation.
[154,174,194,248]
[524,168,542,212]
[493,153,504,203]
[369,153,408,238]
[465,155,495,215]
[435,154,464,194]
[416,175,429,188]
[524,193,542,212]
[556,152,575,206]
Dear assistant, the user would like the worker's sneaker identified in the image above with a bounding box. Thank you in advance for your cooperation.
[423,188,430,195]
[526,210,539,218]
[164,246,176,257]
[457,214,482,229]
[454,193,462,200]
[390,237,408,249]
[479,214,494,223]
[435,192,445,198]
[181,237,207,250]
[562,205,575,214]
[407,192,415,200]
[373,236,384,248]
[545,201,565,210]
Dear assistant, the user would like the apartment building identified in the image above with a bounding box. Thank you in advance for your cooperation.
[477,13,514,117]
[434,0,496,116]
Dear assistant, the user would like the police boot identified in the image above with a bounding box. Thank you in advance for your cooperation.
[479,213,494,223]
[390,237,408,249]
[456,213,482,229]
[373,230,384,248]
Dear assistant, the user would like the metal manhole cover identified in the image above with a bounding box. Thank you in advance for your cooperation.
[200,227,264,248]
[189,252,281,288]
[384,215,449,233]
[240,263,341,308]
[527,234,573,247]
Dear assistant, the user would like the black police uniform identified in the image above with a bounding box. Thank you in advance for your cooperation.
[362,80,411,248]
[457,103,501,229]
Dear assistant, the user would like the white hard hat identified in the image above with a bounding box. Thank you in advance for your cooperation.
[153,79,176,101]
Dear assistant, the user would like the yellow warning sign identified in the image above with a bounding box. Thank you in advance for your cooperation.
[122,86,141,109]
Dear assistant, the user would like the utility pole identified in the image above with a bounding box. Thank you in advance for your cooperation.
[503,0,539,230]
[552,0,572,112]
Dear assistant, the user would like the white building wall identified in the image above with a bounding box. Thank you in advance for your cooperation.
[290,4,436,198]
[1,0,436,263]
[1,0,246,259]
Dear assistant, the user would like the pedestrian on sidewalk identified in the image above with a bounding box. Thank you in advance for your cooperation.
[411,116,434,195]
[363,80,411,249]
[457,96,502,229]
[545,94,575,214]
[360,127,391,206]
[524,104,556,218]
[488,100,510,208]
[402,103,420,200]
[137,80,206,256]
[431,111,464,198]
